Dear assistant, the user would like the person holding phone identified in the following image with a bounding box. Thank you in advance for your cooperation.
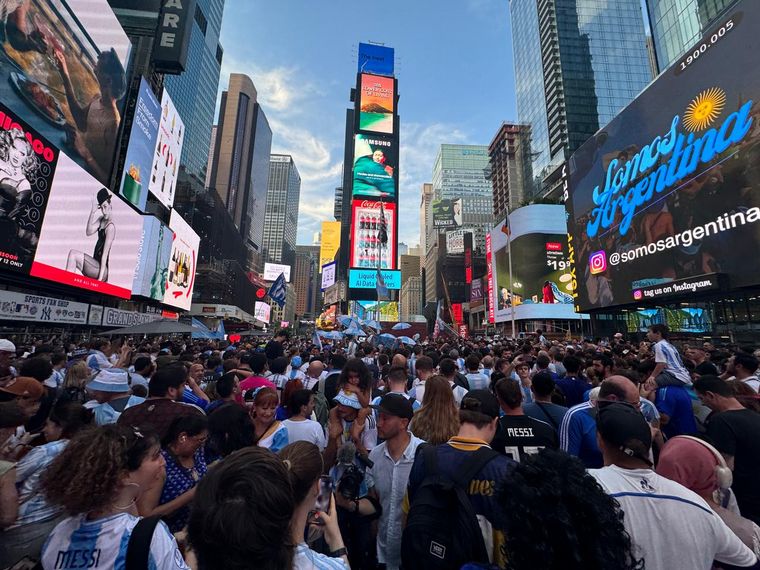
[279,441,349,569]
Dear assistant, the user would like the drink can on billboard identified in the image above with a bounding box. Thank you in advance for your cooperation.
[120,78,161,211]
[350,199,396,270]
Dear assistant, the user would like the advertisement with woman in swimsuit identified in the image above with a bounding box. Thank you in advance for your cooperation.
[30,153,142,299]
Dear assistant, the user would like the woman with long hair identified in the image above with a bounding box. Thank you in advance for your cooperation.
[409,375,460,445]
[59,360,92,404]
[250,387,288,453]
[0,401,92,567]
[280,441,349,569]
[496,448,643,570]
[38,424,187,569]
[187,447,295,569]
[204,402,254,463]
[0,128,36,221]
[137,415,208,533]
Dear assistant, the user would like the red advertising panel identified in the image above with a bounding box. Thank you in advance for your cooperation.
[451,303,463,325]
[350,199,396,270]
[0,102,59,275]
[31,154,142,298]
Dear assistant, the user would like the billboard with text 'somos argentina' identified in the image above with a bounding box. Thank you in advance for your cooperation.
[566,0,760,312]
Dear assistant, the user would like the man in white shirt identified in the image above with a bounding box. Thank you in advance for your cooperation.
[644,324,691,389]
[282,389,326,450]
[371,367,421,413]
[589,402,757,570]
[302,360,324,391]
[439,358,469,407]
[726,353,760,393]
[366,394,424,570]
[409,355,434,403]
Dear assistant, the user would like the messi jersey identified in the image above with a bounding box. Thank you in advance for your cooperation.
[41,513,188,569]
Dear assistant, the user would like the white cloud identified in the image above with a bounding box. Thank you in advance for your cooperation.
[216,58,343,243]
[396,122,472,245]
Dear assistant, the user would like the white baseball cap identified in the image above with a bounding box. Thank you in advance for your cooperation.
[0,339,16,353]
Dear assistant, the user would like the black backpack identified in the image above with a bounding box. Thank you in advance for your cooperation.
[401,445,498,569]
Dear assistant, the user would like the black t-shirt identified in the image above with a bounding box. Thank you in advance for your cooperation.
[707,408,760,523]
[491,414,558,463]
[695,361,719,376]
[264,339,284,361]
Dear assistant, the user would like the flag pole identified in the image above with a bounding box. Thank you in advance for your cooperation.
[506,207,516,340]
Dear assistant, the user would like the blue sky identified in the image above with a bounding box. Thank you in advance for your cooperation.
[216,0,516,246]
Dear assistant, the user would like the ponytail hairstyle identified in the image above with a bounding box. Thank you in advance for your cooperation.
[278,441,323,506]
[40,424,159,516]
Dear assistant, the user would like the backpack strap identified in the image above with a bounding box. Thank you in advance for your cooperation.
[452,446,499,489]
[421,443,439,477]
[534,401,559,430]
[125,516,161,570]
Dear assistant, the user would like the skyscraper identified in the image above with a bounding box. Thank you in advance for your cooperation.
[295,245,321,317]
[264,155,301,266]
[164,0,226,180]
[431,145,492,252]
[333,187,344,221]
[420,182,434,255]
[208,74,272,255]
[487,123,532,221]
[510,0,652,198]
[646,0,738,71]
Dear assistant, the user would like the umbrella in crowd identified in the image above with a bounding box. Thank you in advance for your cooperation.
[318,330,344,340]
[398,336,416,346]
[338,315,360,328]
[392,322,411,330]
[365,319,382,331]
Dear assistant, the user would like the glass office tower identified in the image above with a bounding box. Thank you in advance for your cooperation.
[510,0,652,196]
[646,0,738,71]
[431,144,493,253]
[164,0,225,179]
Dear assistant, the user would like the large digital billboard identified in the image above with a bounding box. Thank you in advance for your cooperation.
[354,300,399,322]
[163,210,199,310]
[358,43,394,76]
[120,78,161,211]
[567,0,760,311]
[350,199,396,270]
[352,134,397,199]
[31,154,142,298]
[149,90,184,208]
[320,221,341,271]
[254,301,271,324]
[0,0,131,187]
[625,307,712,334]
[132,215,173,301]
[432,198,462,229]
[358,74,394,134]
[487,205,575,323]
[263,262,292,282]
[0,102,59,274]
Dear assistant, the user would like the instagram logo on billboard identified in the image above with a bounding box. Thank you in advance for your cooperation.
[588,250,607,275]
[633,289,643,301]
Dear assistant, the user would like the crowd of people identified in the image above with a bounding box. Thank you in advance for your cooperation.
[0,324,759,569]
